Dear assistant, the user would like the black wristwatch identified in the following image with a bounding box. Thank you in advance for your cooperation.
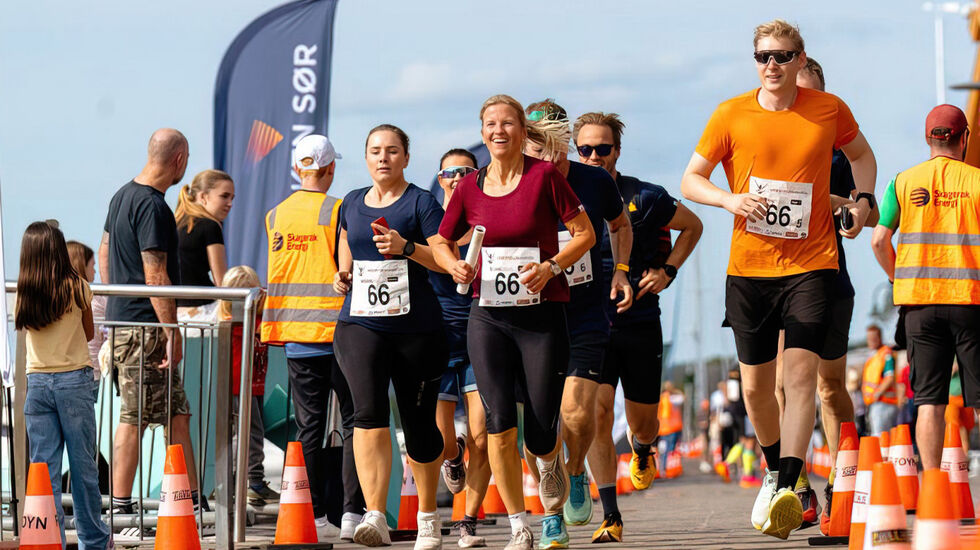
[856,192,877,210]
[663,264,678,279]
[401,240,416,257]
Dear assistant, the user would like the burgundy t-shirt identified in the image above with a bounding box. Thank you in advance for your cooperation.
[439,155,584,303]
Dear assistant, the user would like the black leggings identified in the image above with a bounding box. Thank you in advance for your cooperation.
[334,321,447,463]
[467,301,569,456]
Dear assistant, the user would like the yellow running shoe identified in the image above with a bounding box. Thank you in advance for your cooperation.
[629,450,656,490]
[761,487,803,540]
[591,513,623,543]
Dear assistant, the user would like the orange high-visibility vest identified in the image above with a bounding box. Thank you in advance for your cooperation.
[658,392,683,435]
[260,191,344,345]
[862,346,897,406]
[893,156,980,305]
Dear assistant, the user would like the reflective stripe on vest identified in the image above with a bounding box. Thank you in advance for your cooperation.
[862,346,897,406]
[261,192,343,345]
[893,157,980,305]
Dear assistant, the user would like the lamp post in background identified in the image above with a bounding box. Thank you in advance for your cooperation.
[923,1,974,104]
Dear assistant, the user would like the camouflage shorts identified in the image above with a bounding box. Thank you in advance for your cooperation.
[112,327,191,426]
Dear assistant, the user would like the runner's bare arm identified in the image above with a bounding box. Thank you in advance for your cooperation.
[98,231,110,284]
[333,228,353,295]
[840,131,877,237]
[206,243,228,286]
[368,223,446,273]
[681,153,768,221]
[850,189,880,227]
[430,235,472,285]
[636,203,703,299]
[521,210,595,294]
[142,249,182,367]
[607,207,634,312]
[871,225,897,282]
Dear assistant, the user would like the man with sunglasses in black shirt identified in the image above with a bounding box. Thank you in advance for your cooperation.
[574,111,703,543]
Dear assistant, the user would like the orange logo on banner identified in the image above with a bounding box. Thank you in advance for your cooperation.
[246,120,284,165]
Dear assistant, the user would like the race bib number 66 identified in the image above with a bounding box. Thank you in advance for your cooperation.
[351,259,410,317]
[745,176,813,240]
[479,247,541,307]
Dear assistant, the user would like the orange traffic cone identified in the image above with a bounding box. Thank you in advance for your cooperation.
[848,436,882,550]
[20,462,61,550]
[863,462,909,549]
[450,491,486,521]
[483,474,507,515]
[880,430,891,462]
[522,460,544,515]
[912,469,959,549]
[615,454,633,495]
[940,421,974,520]
[827,421,859,537]
[156,444,201,550]
[666,450,683,479]
[890,424,918,512]
[275,441,317,544]
[398,461,420,530]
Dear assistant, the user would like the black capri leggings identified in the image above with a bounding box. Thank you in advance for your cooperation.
[467,301,569,456]
[334,321,447,463]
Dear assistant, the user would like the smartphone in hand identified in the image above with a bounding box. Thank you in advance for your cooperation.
[372,216,392,259]
[838,206,854,231]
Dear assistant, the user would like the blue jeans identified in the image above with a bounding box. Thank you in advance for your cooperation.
[867,401,899,437]
[25,367,110,550]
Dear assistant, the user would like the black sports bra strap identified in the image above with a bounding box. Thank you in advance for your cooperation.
[477,167,488,191]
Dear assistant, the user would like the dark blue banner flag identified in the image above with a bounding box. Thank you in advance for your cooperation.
[428,142,489,205]
[214,0,338,281]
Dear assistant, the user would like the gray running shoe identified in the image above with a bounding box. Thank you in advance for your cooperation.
[442,437,467,494]
[504,526,534,550]
[456,519,486,548]
[536,456,570,513]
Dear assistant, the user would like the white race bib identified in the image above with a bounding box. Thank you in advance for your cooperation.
[558,230,592,286]
[745,176,813,239]
[350,259,410,317]
[479,247,541,307]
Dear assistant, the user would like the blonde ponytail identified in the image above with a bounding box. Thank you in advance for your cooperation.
[175,169,232,231]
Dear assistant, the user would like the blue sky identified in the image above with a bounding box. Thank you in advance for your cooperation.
[1,0,976,363]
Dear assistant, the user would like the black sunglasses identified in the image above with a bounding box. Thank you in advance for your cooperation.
[753,50,799,65]
[437,166,477,179]
[577,144,615,158]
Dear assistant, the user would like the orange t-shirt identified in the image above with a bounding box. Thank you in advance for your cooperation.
[695,87,859,277]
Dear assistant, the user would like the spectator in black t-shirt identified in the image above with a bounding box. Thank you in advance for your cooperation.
[174,169,235,309]
[98,128,205,518]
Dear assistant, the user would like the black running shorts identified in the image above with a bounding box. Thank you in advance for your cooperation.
[724,270,835,365]
[566,330,609,383]
[820,296,854,361]
[905,305,980,408]
[600,320,664,405]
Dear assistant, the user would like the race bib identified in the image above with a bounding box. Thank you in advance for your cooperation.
[745,176,813,239]
[350,259,410,317]
[479,247,541,307]
[558,230,592,286]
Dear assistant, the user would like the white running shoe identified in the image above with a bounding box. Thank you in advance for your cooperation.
[414,513,443,550]
[353,511,391,547]
[751,470,778,530]
[314,515,340,540]
[536,456,570,513]
[504,526,534,550]
[341,512,363,541]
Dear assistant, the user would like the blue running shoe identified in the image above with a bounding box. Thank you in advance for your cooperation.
[538,514,569,549]
[562,473,593,526]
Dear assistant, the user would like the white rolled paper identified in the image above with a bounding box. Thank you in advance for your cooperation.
[456,225,486,295]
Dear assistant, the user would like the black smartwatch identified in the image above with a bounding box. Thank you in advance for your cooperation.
[401,240,416,257]
[663,264,678,279]
[856,192,877,210]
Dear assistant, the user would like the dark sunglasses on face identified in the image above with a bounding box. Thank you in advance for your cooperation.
[753,50,799,65]
[437,166,477,179]
[576,144,615,158]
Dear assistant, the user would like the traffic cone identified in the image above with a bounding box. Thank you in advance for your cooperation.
[828,421,859,537]
[940,421,974,520]
[483,474,507,515]
[880,430,891,462]
[275,441,317,544]
[156,444,201,550]
[666,450,683,479]
[616,454,633,495]
[863,462,910,549]
[890,424,918,512]
[19,462,61,550]
[450,491,486,521]
[398,462,420,530]
[522,460,544,515]
[848,436,882,550]
[912,469,959,550]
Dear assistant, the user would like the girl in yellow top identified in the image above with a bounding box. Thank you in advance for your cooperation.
[16,221,110,550]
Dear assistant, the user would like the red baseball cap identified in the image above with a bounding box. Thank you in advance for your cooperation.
[925,104,968,141]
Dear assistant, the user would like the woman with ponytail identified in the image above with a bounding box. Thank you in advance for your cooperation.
[174,169,235,309]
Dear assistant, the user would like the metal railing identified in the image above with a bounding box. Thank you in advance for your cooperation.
[1,282,262,549]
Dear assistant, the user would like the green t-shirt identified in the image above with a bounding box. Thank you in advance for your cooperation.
[878,177,900,230]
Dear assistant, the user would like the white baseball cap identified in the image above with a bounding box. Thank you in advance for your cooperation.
[293,134,342,170]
